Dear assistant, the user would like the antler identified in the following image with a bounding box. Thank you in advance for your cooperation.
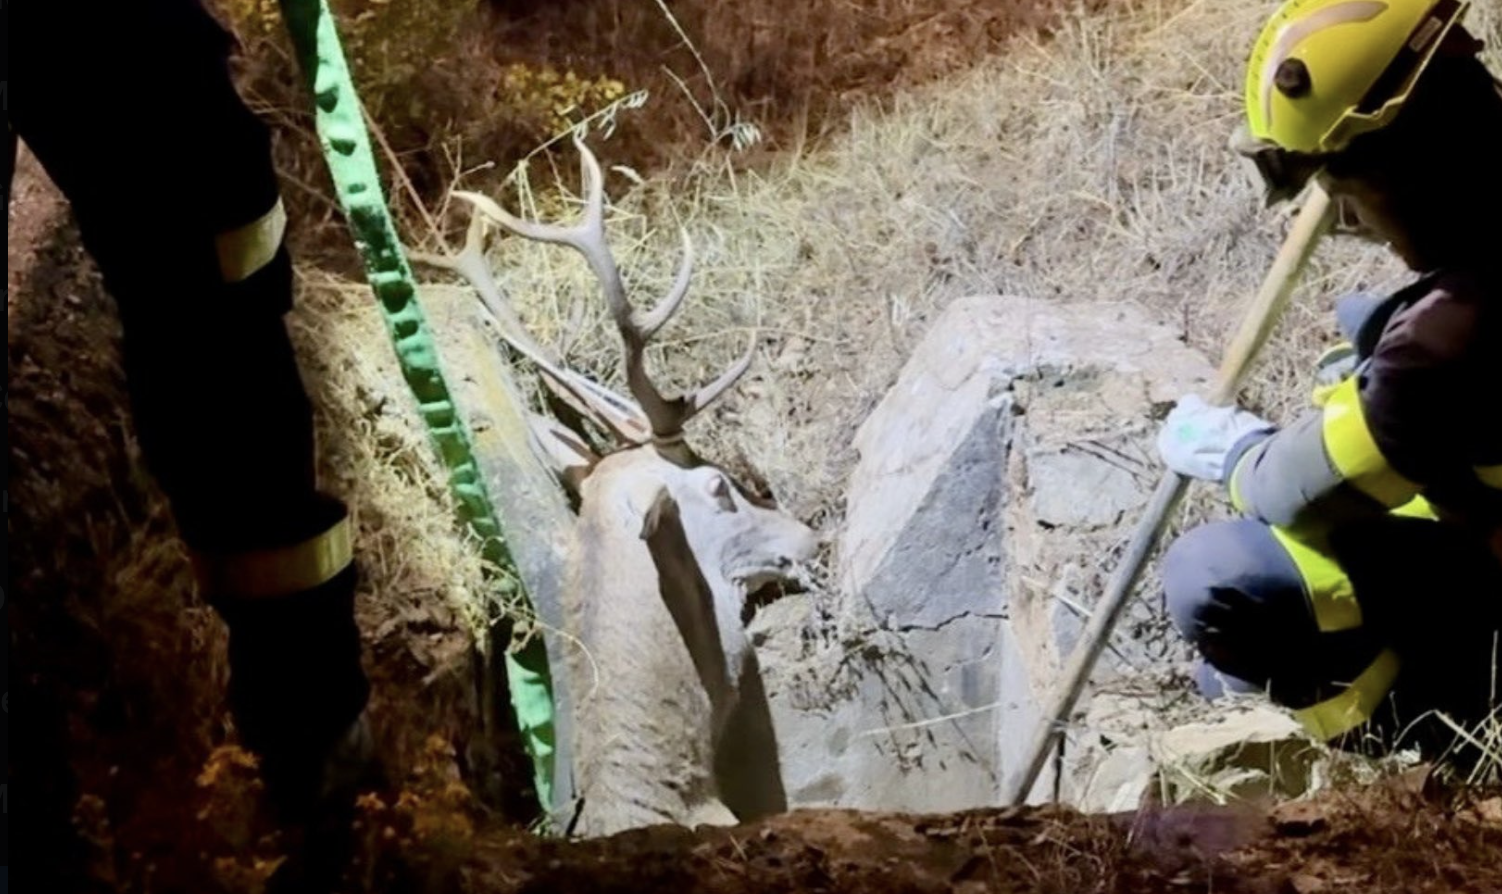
[454,133,756,460]
[407,200,652,446]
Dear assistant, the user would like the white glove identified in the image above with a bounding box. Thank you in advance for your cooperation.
[1156,393,1275,481]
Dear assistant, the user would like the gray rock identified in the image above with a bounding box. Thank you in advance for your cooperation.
[751,595,1003,811]
[1026,447,1151,530]
[1068,700,1332,812]
[755,293,1217,813]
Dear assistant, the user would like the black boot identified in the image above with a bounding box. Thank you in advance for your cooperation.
[218,564,375,808]
[211,546,386,891]
[261,710,384,894]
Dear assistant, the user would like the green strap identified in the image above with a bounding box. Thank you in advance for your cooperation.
[276,0,557,813]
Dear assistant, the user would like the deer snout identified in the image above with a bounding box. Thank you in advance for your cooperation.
[770,517,821,570]
[786,520,821,565]
[729,511,820,589]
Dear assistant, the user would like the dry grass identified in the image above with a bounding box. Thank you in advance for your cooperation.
[210,0,1094,275]
[281,0,1502,812]
[364,0,1500,526]
[290,272,495,635]
[285,0,1502,655]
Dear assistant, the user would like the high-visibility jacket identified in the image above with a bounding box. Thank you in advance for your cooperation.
[1222,267,1502,740]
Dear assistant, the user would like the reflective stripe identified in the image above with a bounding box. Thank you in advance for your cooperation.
[1228,448,1253,515]
[191,514,353,599]
[1257,1,1386,136]
[216,197,287,283]
[1269,524,1362,632]
[1293,647,1401,741]
[1391,494,1439,521]
[1321,375,1420,507]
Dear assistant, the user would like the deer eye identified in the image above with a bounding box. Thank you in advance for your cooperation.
[706,474,737,511]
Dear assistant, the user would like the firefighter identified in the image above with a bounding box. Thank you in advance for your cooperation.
[8,0,381,884]
[1157,0,1502,753]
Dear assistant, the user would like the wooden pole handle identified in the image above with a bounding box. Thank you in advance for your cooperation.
[1001,183,1337,807]
[1210,185,1336,404]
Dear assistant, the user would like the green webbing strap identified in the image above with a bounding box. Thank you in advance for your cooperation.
[276,0,557,813]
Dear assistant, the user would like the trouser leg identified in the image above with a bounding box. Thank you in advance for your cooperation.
[10,0,371,821]
[1164,516,1502,750]
[1162,519,1384,711]
[1332,517,1502,741]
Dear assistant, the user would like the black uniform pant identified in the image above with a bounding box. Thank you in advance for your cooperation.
[9,0,368,799]
[1164,514,1502,752]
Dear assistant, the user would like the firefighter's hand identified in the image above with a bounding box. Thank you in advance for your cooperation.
[1156,394,1275,482]
[1311,342,1359,406]
[1309,291,1380,406]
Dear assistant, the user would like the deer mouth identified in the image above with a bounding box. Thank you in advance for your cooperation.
[732,556,800,590]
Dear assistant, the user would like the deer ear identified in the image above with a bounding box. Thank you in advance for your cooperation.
[638,485,679,540]
[528,413,598,497]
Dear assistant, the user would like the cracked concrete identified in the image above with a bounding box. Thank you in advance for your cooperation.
[751,294,1217,813]
[892,611,1008,635]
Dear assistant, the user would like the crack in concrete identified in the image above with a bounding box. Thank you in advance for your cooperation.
[893,610,1007,634]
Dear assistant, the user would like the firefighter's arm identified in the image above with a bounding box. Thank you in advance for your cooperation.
[1221,385,1420,531]
[1224,293,1473,530]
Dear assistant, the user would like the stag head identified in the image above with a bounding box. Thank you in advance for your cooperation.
[412,136,819,836]
[415,134,818,591]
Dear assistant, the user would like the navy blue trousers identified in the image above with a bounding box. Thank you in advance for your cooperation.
[1164,516,1502,748]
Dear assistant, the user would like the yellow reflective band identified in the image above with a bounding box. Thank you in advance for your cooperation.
[1293,647,1400,741]
[1228,448,1254,515]
[216,197,287,283]
[1269,524,1361,632]
[1310,381,1341,408]
[1391,494,1439,521]
[191,514,353,599]
[1321,375,1420,508]
[1476,464,1502,490]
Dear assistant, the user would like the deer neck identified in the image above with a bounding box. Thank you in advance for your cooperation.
[640,505,745,719]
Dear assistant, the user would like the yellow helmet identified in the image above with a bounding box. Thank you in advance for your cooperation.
[1244,0,1470,155]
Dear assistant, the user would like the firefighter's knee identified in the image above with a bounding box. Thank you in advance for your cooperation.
[1162,525,1222,643]
[119,278,318,555]
[1161,519,1315,679]
[1163,520,1302,642]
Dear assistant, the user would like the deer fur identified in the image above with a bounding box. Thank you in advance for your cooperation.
[553,443,817,836]
[413,135,819,837]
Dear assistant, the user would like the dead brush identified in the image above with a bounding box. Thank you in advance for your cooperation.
[292,0,1501,761]
[258,0,1501,835]
[1432,708,1502,792]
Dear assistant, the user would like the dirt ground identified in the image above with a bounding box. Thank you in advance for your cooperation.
[213,763,1502,893]
[10,0,1502,891]
[459,779,1502,894]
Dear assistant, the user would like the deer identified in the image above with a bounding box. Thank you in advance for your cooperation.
[410,135,820,838]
